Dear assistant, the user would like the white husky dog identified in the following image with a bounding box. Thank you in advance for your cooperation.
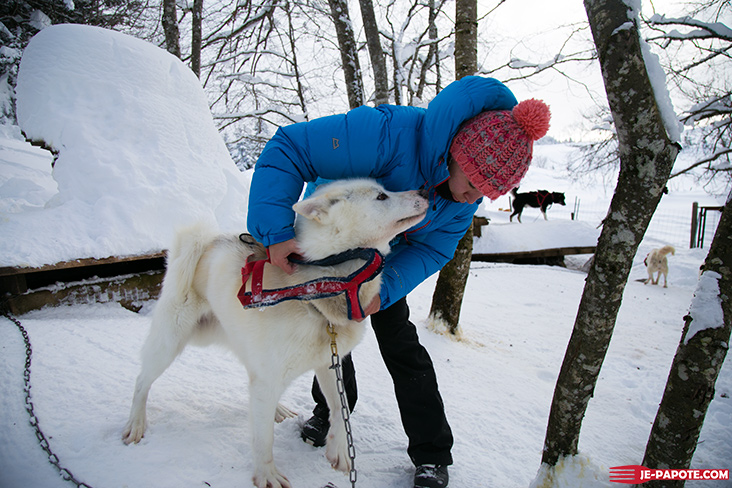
[122,179,429,488]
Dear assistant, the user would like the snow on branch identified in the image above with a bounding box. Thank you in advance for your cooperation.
[484,48,595,82]
[647,14,732,41]
[617,7,685,142]
[508,54,566,72]
[213,107,306,125]
[682,94,732,124]
[639,40,683,142]
[671,148,732,178]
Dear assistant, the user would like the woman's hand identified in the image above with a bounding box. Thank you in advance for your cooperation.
[267,239,303,274]
[359,294,381,321]
[269,240,381,320]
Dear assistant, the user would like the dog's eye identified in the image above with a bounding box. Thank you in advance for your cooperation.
[376,192,389,201]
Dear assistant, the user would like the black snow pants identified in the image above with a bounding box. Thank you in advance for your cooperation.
[310,297,454,467]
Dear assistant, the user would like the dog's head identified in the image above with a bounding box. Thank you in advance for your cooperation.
[552,192,567,205]
[292,179,429,257]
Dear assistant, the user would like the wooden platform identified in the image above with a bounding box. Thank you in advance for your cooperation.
[472,246,596,264]
[1,242,597,314]
[0,252,166,315]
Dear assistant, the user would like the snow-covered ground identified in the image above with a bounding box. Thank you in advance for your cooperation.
[1,233,729,488]
[1,25,730,488]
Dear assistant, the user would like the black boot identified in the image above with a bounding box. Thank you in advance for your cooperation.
[301,415,329,447]
[414,464,449,488]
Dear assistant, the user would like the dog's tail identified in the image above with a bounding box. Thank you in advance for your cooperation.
[659,245,676,257]
[163,222,218,300]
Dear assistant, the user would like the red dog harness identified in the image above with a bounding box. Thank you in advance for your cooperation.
[535,190,551,208]
[237,248,385,321]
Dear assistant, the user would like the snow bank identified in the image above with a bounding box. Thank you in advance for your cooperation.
[0,125,57,214]
[530,454,609,488]
[3,24,250,268]
[473,220,600,255]
[684,270,724,344]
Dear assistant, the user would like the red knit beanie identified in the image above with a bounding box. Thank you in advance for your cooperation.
[450,99,551,200]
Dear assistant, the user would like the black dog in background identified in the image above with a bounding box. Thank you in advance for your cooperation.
[509,187,566,223]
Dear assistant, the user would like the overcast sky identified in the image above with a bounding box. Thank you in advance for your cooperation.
[481,0,697,140]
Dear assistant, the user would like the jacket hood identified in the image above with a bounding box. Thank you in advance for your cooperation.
[419,76,518,185]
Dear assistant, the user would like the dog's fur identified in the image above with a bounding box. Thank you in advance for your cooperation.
[122,179,428,488]
[509,187,566,223]
[644,245,675,287]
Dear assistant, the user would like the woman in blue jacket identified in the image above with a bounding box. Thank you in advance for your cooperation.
[248,76,550,488]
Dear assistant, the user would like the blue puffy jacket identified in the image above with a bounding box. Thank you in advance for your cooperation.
[248,76,518,309]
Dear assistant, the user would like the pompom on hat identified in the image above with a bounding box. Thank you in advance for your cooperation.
[449,99,551,200]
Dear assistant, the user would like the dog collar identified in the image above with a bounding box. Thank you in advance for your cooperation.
[237,248,385,321]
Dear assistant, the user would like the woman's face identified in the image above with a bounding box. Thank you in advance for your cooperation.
[447,157,484,204]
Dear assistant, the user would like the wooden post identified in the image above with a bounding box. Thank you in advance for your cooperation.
[472,216,489,237]
[699,207,707,248]
[690,202,698,249]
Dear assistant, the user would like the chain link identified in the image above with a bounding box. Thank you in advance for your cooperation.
[326,323,357,488]
[3,312,94,488]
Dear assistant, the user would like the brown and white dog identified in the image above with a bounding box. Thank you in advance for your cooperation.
[644,245,675,288]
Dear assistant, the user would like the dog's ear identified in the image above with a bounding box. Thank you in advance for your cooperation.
[293,194,333,222]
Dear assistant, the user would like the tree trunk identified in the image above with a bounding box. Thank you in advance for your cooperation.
[541,0,680,466]
[416,0,440,100]
[640,194,732,488]
[327,0,364,109]
[358,0,388,106]
[454,0,477,78]
[162,0,181,58]
[284,0,308,119]
[191,0,203,78]
[391,40,401,106]
[428,0,477,335]
[430,220,473,333]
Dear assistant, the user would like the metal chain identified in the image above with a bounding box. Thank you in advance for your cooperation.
[5,310,355,488]
[3,312,94,488]
[326,323,357,488]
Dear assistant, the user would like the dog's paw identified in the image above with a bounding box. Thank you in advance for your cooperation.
[274,403,297,423]
[121,417,146,445]
[325,432,351,473]
[252,462,291,488]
